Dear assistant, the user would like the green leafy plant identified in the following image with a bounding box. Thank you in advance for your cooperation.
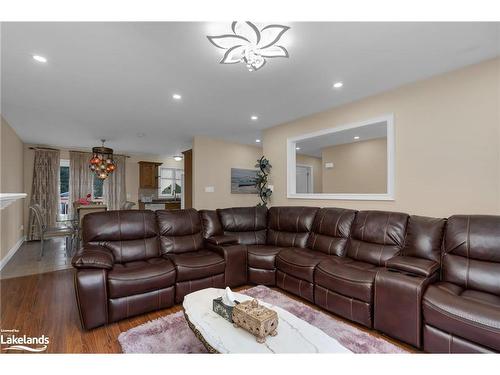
[255,156,272,207]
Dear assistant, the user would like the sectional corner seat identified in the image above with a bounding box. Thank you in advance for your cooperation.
[72,207,500,353]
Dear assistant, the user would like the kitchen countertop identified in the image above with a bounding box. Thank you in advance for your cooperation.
[139,199,181,203]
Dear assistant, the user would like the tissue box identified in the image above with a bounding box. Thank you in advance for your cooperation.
[212,297,235,323]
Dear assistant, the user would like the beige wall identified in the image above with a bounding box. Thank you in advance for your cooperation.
[321,138,387,194]
[23,145,184,234]
[296,154,323,193]
[1,116,25,264]
[263,58,500,217]
[193,136,262,209]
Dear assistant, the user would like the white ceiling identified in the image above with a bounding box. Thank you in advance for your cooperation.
[1,22,499,156]
[297,121,387,158]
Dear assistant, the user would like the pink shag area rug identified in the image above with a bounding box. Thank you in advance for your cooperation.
[118,285,408,353]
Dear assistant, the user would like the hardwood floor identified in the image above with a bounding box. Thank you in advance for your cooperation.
[1,269,180,353]
[0,269,415,353]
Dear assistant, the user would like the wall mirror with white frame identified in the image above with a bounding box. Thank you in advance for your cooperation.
[287,115,394,200]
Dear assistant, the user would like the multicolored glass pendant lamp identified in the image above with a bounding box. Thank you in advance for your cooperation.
[89,139,116,180]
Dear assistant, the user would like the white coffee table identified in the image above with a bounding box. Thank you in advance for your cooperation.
[182,287,351,353]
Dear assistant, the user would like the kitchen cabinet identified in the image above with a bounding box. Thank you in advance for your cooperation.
[139,161,162,188]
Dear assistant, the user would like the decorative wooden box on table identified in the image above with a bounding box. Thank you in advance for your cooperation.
[212,288,279,344]
[232,299,278,343]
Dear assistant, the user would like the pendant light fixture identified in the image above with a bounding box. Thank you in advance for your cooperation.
[89,139,116,180]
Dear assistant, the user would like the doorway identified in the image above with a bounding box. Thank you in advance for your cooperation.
[296,165,313,193]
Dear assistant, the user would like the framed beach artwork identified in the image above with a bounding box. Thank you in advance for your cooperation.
[231,168,258,194]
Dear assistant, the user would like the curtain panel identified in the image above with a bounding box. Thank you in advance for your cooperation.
[103,154,126,210]
[69,151,93,217]
[27,149,60,240]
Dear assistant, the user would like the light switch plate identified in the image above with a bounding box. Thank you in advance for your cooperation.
[204,186,215,193]
[325,162,334,169]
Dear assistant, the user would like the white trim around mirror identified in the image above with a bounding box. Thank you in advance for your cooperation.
[287,114,395,201]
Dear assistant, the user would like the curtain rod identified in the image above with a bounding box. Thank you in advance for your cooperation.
[29,147,130,158]
[69,150,130,158]
[29,146,59,151]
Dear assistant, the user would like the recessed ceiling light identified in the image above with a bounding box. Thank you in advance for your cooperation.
[333,81,343,89]
[172,94,182,100]
[296,147,301,150]
[173,155,183,161]
[255,139,261,143]
[251,115,258,121]
[354,136,360,140]
[32,55,47,63]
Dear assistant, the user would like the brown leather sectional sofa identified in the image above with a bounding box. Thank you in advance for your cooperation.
[72,206,500,353]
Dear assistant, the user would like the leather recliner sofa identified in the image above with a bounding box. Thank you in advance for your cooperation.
[422,215,500,353]
[157,209,228,303]
[373,215,446,347]
[203,206,277,286]
[72,206,500,353]
[313,210,409,327]
[201,206,319,286]
[73,210,176,329]
[276,207,356,303]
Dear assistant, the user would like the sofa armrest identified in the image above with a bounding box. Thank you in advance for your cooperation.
[206,243,247,287]
[72,245,114,270]
[205,235,238,246]
[386,255,439,277]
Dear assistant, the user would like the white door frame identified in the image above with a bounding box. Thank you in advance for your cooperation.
[296,164,314,193]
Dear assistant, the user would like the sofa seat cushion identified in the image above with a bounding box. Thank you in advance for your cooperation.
[315,259,381,303]
[423,282,500,351]
[247,245,284,270]
[168,250,225,282]
[108,257,176,298]
[276,247,330,282]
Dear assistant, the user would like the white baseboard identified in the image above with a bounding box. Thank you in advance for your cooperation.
[0,236,25,271]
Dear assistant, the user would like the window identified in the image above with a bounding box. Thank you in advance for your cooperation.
[92,176,104,200]
[59,159,70,215]
[159,167,182,198]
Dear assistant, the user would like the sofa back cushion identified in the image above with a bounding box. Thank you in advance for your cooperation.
[200,209,223,238]
[402,215,446,262]
[83,210,159,263]
[307,208,357,256]
[443,215,500,296]
[267,206,319,248]
[216,206,268,245]
[347,210,409,266]
[157,209,204,255]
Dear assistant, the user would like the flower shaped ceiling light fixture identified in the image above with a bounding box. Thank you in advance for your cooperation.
[207,21,290,72]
